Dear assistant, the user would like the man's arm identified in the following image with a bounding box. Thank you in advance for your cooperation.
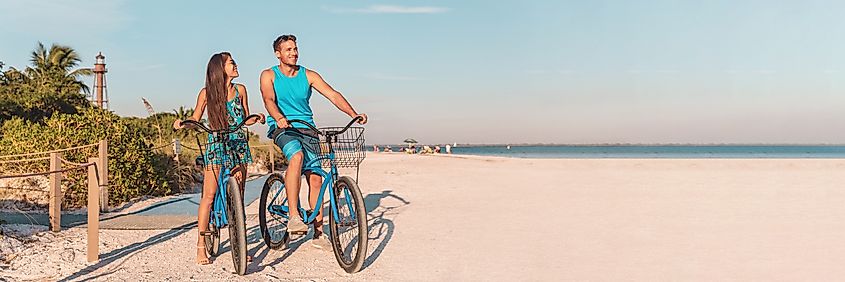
[260,69,289,128]
[307,70,367,124]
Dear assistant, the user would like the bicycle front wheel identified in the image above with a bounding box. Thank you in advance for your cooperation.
[328,176,368,273]
[259,172,289,250]
[225,177,248,275]
[204,221,220,257]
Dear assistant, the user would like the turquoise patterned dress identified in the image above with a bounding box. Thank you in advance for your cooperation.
[204,85,253,166]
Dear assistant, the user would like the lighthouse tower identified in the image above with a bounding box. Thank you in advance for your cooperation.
[92,52,108,108]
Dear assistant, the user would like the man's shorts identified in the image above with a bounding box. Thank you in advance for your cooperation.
[268,126,322,171]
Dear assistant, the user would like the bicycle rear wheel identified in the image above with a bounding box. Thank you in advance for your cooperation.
[259,172,290,250]
[225,177,248,275]
[201,182,221,257]
[328,176,368,273]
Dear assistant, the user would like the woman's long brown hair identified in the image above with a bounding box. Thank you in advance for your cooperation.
[205,52,231,130]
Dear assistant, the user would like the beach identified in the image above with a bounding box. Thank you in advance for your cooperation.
[3,152,845,280]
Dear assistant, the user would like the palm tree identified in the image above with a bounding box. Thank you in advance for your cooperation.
[173,106,194,120]
[26,42,93,95]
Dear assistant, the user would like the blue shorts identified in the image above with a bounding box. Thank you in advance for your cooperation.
[268,126,321,171]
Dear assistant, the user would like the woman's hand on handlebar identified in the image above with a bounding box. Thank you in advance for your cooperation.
[173,119,185,130]
[246,113,266,125]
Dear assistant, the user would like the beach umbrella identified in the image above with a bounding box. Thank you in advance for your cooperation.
[404,138,418,148]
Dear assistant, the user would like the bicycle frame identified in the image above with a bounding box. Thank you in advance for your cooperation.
[267,140,358,225]
[182,115,260,229]
[209,165,233,227]
[207,137,250,228]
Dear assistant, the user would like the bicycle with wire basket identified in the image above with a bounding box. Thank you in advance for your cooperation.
[258,116,368,273]
[179,113,262,275]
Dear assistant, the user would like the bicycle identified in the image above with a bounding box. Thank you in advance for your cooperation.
[180,113,261,275]
[258,116,369,273]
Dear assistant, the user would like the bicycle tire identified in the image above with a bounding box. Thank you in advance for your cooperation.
[328,176,368,273]
[259,172,290,250]
[225,177,248,275]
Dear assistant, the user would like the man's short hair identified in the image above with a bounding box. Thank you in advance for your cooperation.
[273,34,297,51]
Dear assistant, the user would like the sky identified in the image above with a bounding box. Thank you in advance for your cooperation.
[1,0,844,144]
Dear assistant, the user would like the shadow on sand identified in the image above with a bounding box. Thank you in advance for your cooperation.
[59,222,195,281]
[361,189,409,270]
[246,189,410,273]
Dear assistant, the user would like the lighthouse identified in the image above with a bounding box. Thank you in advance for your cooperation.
[93,52,108,108]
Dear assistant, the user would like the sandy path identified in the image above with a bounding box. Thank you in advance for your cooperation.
[3,153,845,281]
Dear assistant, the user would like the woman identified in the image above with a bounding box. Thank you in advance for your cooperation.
[174,52,264,265]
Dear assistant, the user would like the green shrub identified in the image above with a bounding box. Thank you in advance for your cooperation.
[0,108,172,207]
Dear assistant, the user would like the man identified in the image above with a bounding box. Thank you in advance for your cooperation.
[261,34,367,248]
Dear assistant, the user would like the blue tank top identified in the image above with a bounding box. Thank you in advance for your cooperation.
[266,65,315,130]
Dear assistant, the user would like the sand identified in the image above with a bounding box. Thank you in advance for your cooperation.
[2,153,845,281]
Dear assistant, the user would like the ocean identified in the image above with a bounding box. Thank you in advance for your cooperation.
[444,145,845,159]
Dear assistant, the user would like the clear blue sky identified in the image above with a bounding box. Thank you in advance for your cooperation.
[1,0,844,144]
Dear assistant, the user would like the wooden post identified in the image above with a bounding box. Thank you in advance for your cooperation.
[270,147,275,173]
[49,152,62,232]
[98,139,108,212]
[173,138,181,163]
[87,158,100,262]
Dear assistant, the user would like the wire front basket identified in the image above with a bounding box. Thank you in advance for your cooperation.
[309,127,366,168]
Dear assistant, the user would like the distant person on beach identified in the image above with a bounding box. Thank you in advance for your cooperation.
[445,144,452,154]
[260,34,367,249]
[173,52,264,265]
[373,144,380,152]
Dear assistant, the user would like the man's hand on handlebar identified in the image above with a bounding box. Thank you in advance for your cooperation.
[354,113,368,125]
[277,117,291,129]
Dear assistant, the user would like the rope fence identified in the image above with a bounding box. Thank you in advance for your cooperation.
[0,143,98,159]
[58,157,91,167]
[150,141,175,151]
[0,186,50,193]
[181,144,201,151]
[0,163,94,180]
[0,140,108,262]
[0,156,50,165]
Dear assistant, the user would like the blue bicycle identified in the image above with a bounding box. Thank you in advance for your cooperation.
[181,114,261,275]
[259,117,368,273]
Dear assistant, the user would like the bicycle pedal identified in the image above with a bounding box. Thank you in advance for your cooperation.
[288,230,308,236]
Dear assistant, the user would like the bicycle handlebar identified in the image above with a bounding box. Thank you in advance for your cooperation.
[287,116,363,136]
[179,113,264,134]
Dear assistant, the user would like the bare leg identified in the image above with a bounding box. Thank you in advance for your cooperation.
[305,172,324,236]
[197,167,219,264]
[285,152,304,222]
